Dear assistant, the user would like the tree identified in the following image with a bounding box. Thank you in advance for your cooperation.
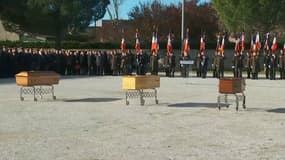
[106,0,124,24]
[128,0,219,46]
[0,0,110,48]
[212,0,285,32]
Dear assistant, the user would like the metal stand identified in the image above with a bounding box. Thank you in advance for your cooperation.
[217,92,246,111]
[20,85,56,101]
[125,88,158,106]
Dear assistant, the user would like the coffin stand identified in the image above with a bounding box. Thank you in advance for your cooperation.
[217,78,246,111]
[15,71,60,101]
[122,75,160,106]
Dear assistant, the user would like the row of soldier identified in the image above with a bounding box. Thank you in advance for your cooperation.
[0,47,177,78]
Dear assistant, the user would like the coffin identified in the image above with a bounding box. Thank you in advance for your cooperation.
[15,71,60,86]
[122,75,160,90]
[219,78,245,94]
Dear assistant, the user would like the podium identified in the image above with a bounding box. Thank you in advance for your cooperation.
[180,60,194,77]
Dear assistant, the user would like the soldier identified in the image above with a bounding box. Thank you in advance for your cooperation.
[263,33,271,79]
[120,50,128,75]
[169,52,176,77]
[150,49,159,75]
[232,36,243,78]
[195,53,201,77]
[278,48,285,79]
[200,51,208,78]
[111,50,119,76]
[180,51,190,77]
[251,51,260,79]
[245,51,252,78]
[125,50,134,75]
[136,49,146,75]
[216,33,225,79]
[269,34,278,80]
[212,51,218,78]
[216,49,224,78]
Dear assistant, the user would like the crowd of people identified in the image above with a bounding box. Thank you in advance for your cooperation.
[0,47,176,78]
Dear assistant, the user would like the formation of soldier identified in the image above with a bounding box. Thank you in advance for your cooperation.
[1,28,285,79]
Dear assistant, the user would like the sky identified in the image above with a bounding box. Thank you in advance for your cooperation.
[103,0,210,20]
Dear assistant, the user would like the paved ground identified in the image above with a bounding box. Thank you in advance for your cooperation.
[0,73,285,160]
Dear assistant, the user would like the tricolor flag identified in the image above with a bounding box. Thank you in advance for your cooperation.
[251,35,257,51]
[283,42,285,52]
[121,37,126,53]
[200,34,205,52]
[183,28,190,54]
[135,29,140,53]
[218,35,225,54]
[167,32,173,54]
[151,31,159,53]
[256,32,261,51]
[241,32,245,52]
[263,32,270,51]
[121,29,126,53]
[271,33,278,53]
[234,37,240,54]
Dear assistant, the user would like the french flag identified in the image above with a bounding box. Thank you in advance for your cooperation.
[271,34,278,53]
[151,31,159,53]
[167,33,173,54]
[263,33,270,51]
[183,28,190,54]
[241,32,245,52]
[256,33,261,51]
[234,38,240,54]
[121,37,126,52]
[135,29,140,53]
[200,35,205,52]
[219,36,225,53]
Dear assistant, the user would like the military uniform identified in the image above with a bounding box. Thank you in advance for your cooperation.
[269,53,277,80]
[150,51,159,75]
[251,52,260,79]
[195,53,201,77]
[215,51,224,78]
[278,50,285,79]
[200,53,208,78]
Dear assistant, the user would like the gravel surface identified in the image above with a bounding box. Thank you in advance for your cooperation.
[0,74,285,160]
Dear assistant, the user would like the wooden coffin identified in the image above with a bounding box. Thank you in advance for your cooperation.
[122,75,160,90]
[15,71,60,86]
[219,78,245,94]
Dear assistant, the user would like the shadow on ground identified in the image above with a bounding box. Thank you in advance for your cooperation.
[267,108,285,114]
[63,97,122,103]
[168,102,220,108]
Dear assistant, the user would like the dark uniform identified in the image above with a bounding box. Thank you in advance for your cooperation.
[212,52,218,78]
[111,51,120,76]
[180,52,190,78]
[232,53,243,78]
[195,53,201,77]
[216,51,224,78]
[251,52,260,79]
[278,49,285,79]
[200,53,208,78]
[150,51,159,75]
[136,50,146,75]
[269,53,277,80]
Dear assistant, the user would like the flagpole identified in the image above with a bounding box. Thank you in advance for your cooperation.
[181,0,185,53]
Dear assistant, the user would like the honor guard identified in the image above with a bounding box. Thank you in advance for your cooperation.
[269,33,278,80]
[278,44,285,79]
[263,33,271,79]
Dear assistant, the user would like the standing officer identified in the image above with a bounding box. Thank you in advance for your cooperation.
[263,33,271,79]
[278,47,285,79]
[150,49,159,75]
